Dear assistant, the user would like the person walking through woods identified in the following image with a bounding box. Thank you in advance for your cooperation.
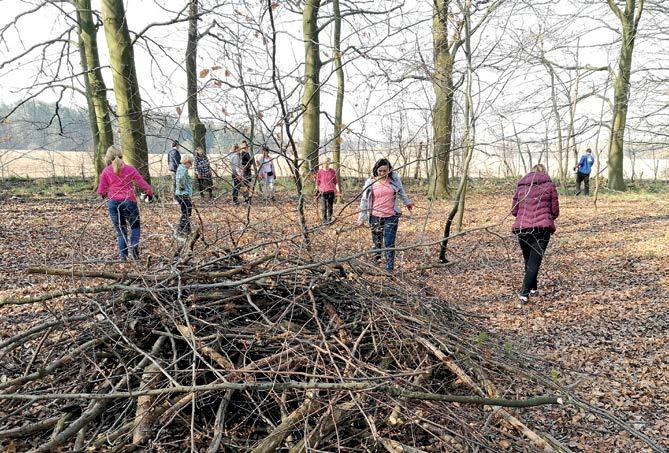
[194,147,213,199]
[175,155,194,239]
[511,163,560,308]
[315,157,340,224]
[357,158,413,272]
[574,148,594,195]
[168,140,181,199]
[258,146,275,200]
[97,145,153,260]
[230,143,253,205]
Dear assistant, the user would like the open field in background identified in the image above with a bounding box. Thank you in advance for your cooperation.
[0,185,668,451]
[1,148,668,182]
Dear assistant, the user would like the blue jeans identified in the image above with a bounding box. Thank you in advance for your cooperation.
[369,214,399,270]
[107,200,140,259]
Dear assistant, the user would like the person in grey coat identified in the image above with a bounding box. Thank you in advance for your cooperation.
[357,158,413,271]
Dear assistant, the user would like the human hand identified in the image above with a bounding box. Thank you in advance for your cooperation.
[356,221,364,228]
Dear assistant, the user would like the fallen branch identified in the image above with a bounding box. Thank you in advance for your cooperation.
[0,380,562,407]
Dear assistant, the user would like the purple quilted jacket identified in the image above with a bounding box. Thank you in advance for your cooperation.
[511,172,560,232]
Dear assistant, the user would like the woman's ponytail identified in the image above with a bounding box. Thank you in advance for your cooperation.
[104,146,124,174]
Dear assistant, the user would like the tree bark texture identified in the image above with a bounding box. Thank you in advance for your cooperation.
[75,0,113,183]
[607,0,644,191]
[429,0,459,199]
[101,0,151,183]
[332,0,344,186]
[187,0,207,153]
[301,0,321,190]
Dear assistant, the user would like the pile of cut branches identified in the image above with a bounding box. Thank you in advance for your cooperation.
[0,249,565,452]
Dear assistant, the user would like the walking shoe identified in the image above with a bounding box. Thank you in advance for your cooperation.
[130,246,140,261]
[530,289,540,297]
[518,295,529,308]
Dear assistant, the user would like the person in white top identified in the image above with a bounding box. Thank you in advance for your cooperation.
[258,146,275,200]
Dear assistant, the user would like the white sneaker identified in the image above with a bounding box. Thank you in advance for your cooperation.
[530,289,540,296]
[518,295,529,308]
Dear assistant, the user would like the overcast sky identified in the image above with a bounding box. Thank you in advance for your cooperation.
[1,0,667,155]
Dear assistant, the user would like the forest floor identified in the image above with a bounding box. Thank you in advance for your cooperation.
[1,181,667,451]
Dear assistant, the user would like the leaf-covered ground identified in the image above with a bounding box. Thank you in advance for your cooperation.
[1,182,667,451]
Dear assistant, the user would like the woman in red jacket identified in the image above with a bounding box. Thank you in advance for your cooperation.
[511,164,559,307]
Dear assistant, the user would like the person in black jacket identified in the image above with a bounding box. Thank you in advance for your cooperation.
[167,140,181,199]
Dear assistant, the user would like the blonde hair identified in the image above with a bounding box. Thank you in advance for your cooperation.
[532,164,546,173]
[181,155,194,165]
[195,147,205,156]
[105,146,124,174]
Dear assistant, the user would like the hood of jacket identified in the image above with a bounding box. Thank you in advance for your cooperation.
[516,171,553,187]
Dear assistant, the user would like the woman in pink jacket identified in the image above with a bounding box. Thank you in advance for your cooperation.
[511,164,559,307]
[315,158,340,224]
[97,146,153,260]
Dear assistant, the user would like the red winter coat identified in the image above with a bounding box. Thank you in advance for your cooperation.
[511,172,559,232]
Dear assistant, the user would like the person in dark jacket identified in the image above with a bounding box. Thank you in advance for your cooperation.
[167,140,181,198]
[511,164,560,307]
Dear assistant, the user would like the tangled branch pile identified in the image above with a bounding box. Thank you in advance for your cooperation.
[0,247,565,452]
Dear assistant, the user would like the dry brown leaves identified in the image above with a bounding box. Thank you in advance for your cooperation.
[0,185,667,451]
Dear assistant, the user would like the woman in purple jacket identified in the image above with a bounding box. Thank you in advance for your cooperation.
[511,164,559,307]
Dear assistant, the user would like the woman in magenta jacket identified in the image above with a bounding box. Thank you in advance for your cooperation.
[97,146,153,260]
[511,164,559,307]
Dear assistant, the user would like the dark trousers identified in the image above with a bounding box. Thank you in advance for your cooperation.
[196,177,213,198]
[369,214,399,270]
[576,172,590,195]
[232,176,250,204]
[176,195,192,235]
[107,200,140,259]
[171,172,177,199]
[517,228,551,297]
[320,191,335,223]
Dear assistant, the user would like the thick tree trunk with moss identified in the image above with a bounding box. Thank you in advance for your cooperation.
[187,0,206,153]
[332,0,344,188]
[607,0,643,191]
[428,0,459,200]
[101,0,151,182]
[75,0,113,184]
[301,0,321,191]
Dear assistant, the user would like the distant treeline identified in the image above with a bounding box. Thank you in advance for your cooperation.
[0,101,249,153]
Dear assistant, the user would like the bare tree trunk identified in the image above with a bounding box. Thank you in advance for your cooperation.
[187,0,206,152]
[332,0,344,189]
[267,0,309,247]
[414,142,423,180]
[301,0,321,192]
[455,0,475,233]
[512,119,527,175]
[567,41,581,171]
[607,0,643,191]
[428,0,462,200]
[75,0,113,185]
[593,75,611,206]
[544,59,565,189]
[101,0,151,182]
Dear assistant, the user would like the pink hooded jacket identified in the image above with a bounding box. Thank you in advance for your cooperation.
[511,172,559,232]
[97,164,153,203]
